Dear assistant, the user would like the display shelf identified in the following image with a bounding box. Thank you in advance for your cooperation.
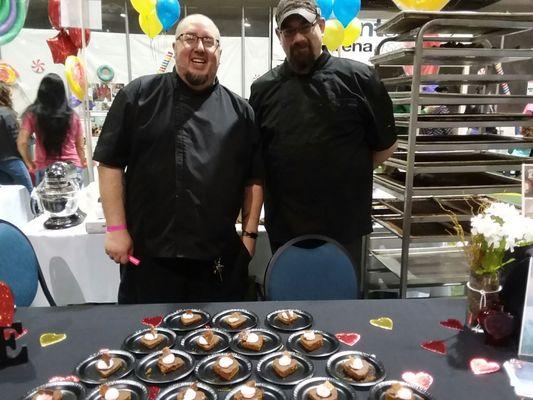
[371,247,470,287]
[382,74,532,87]
[370,48,533,67]
[368,12,533,298]
[394,113,533,128]
[386,151,530,173]
[377,197,485,223]
[392,93,533,106]
[374,172,521,199]
[375,11,533,36]
[372,216,469,243]
[395,134,533,151]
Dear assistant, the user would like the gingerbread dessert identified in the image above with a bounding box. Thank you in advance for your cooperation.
[157,347,184,374]
[95,351,123,378]
[213,355,239,381]
[32,389,62,400]
[176,383,206,400]
[239,331,264,352]
[224,312,247,329]
[385,383,414,400]
[181,310,202,326]
[233,380,263,400]
[342,356,373,381]
[299,331,323,352]
[98,385,131,400]
[308,381,338,400]
[139,326,164,349]
[272,352,298,378]
[276,310,299,325]
[196,329,220,351]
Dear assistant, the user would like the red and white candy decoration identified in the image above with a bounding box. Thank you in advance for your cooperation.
[31,59,45,73]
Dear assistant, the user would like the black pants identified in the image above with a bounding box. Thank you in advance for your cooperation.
[118,239,251,304]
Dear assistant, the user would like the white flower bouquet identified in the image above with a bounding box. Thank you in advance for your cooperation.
[466,203,533,276]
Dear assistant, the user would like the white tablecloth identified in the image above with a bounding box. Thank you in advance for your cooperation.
[22,215,120,306]
[22,215,272,306]
[0,185,32,228]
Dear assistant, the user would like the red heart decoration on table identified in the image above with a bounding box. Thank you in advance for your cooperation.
[440,318,463,331]
[49,375,80,383]
[148,386,160,400]
[3,327,28,341]
[470,358,500,375]
[0,281,14,327]
[420,340,446,355]
[402,371,434,390]
[141,315,163,327]
[335,332,361,346]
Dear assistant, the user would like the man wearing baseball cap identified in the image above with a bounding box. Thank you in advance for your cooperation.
[249,0,397,271]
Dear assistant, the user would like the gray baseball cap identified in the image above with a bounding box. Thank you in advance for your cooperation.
[275,0,320,28]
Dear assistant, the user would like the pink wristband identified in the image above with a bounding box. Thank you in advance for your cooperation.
[128,255,140,266]
[106,224,127,232]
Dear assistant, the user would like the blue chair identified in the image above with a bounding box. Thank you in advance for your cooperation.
[0,219,56,306]
[264,235,360,301]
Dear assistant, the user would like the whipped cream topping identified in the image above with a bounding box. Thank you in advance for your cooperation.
[397,387,413,400]
[96,358,114,370]
[161,352,175,365]
[198,336,208,345]
[240,385,256,399]
[350,357,364,370]
[218,356,234,368]
[227,316,239,323]
[281,310,296,319]
[315,383,332,398]
[143,332,157,341]
[182,312,194,320]
[34,394,53,400]
[279,355,291,366]
[303,331,315,341]
[246,333,259,343]
[104,388,120,400]
[183,388,197,400]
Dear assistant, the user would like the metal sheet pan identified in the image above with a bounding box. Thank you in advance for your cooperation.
[372,216,469,242]
[389,151,528,166]
[376,11,533,35]
[374,171,521,197]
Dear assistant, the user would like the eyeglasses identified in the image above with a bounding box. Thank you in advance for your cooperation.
[277,18,319,39]
[176,33,220,50]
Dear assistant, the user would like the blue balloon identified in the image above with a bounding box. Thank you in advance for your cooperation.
[156,0,181,31]
[317,0,333,20]
[333,0,361,27]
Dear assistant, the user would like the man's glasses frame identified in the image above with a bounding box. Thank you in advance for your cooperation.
[277,17,319,39]
[176,32,220,50]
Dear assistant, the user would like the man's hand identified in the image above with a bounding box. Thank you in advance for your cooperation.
[105,230,133,265]
[241,236,256,258]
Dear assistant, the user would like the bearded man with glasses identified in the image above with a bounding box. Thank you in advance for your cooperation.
[249,0,398,267]
[94,14,263,304]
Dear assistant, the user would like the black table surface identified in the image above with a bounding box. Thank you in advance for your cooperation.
[2,298,517,399]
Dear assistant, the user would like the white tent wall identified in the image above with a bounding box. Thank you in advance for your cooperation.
[3,28,268,115]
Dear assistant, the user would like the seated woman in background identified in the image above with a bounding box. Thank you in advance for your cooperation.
[0,82,33,193]
[17,73,86,185]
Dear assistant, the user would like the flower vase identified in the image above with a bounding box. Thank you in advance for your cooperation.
[465,272,502,332]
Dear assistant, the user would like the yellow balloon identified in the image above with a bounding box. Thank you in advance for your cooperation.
[130,0,156,15]
[342,18,362,47]
[392,0,450,11]
[323,19,344,52]
[139,11,162,39]
[65,56,87,101]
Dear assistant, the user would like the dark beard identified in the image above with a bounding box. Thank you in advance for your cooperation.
[288,47,315,74]
[185,72,209,87]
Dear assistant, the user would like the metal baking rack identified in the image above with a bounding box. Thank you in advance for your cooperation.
[366,11,533,298]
